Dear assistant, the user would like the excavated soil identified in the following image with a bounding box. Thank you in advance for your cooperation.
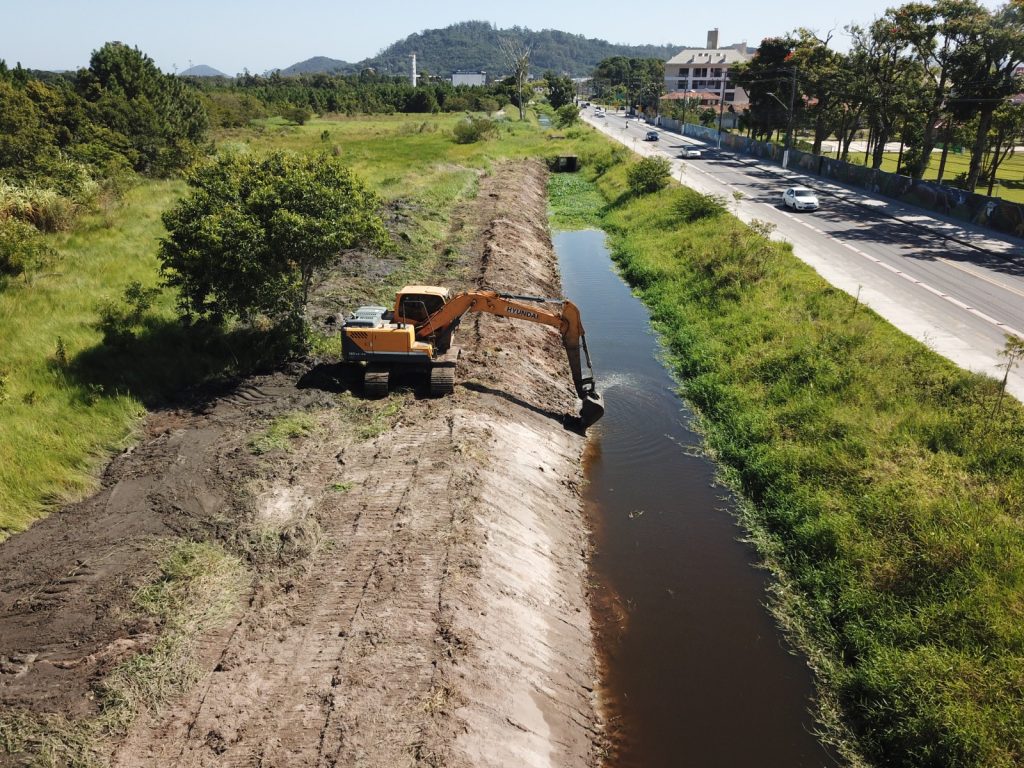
[0,161,602,767]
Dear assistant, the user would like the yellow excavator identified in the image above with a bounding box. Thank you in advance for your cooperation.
[341,285,604,428]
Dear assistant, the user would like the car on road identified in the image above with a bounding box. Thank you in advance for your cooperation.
[644,131,659,141]
[678,146,702,158]
[594,111,605,118]
[783,186,820,211]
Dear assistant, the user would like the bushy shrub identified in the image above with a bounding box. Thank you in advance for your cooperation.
[282,105,314,125]
[95,280,161,347]
[555,104,580,128]
[0,217,54,278]
[674,188,727,222]
[626,156,671,195]
[452,116,497,144]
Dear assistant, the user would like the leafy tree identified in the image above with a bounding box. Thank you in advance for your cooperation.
[545,70,575,109]
[76,42,208,175]
[732,38,801,142]
[592,57,664,111]
[0,80,56,175]
[405,87,438,113]
[159,151,389,340]
[944,2,1024,189]
[555,103,580,127]
[699,108,717,127]
[626,156,671,195]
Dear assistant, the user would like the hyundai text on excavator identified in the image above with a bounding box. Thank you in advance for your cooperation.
[340,285,604,428]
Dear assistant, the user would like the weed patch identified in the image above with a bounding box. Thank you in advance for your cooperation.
[248,412,318,455]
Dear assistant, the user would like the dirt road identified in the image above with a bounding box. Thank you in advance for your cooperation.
[0,161,602,767]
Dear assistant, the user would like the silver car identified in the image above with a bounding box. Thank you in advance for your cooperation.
[783,187,820,211]
[679,146,702,158]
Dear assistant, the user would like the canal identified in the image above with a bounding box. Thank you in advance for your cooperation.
[554,228,839,768]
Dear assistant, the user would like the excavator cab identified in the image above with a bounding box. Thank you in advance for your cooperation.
[394,287,451,325]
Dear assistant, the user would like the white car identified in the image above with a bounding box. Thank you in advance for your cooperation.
[783,187,820,211]
[679,146,702,158]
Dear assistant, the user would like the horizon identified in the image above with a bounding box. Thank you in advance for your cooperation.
[2,0,970,76]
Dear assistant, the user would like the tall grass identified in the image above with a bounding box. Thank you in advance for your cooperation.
[563,163,1024,767]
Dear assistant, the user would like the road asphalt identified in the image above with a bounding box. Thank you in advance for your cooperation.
[583,109,1024,400]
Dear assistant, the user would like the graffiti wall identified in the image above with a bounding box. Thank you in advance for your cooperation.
[665,122,1024,238]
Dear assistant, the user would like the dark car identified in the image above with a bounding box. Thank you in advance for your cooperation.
[644,131,659,141]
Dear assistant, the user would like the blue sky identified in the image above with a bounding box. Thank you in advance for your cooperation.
[0,0,1004,75]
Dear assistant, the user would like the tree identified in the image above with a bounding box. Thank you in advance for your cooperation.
[499,37,531,120]
[77,42,208,175]
[555,103,580,127]
[159,151,389,340]
[0,80,56,175]
[592,57,663,112]
[732,38,801,142]
[545,70,575,110]
[945,2,1024,190]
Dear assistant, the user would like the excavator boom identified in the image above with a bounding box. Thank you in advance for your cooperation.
[342,286,604,428]
[411,290,604,428]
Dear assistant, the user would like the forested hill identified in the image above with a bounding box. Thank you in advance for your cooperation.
[279,21,683,78]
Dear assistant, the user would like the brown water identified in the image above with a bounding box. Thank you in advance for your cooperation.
[555,229,839,768]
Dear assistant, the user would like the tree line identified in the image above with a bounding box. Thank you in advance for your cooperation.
[733,0,1024,192]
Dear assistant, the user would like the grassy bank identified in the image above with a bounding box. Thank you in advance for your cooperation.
[0,112,607,536]
[549,163,1024,766]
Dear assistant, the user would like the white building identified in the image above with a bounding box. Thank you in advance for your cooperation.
[663,29,752,127]
[452,70,487,87]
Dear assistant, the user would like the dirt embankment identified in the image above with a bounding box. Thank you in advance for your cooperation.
[0,160,603,767]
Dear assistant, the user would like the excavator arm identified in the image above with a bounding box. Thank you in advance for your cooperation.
[412,290,604,427]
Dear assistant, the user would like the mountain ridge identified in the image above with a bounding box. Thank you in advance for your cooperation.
[278,21,687,78]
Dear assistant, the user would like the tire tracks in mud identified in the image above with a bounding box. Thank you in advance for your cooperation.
[112,160,602,768]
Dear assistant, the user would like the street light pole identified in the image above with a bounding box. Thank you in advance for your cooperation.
[783,66,797,169]
[717,79,725,149]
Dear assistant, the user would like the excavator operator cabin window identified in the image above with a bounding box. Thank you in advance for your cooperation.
[399,293,446,323]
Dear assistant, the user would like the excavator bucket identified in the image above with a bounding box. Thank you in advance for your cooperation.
[579,391,605,429]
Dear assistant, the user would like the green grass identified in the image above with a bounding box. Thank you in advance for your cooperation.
[554,162,1024,767]
[827,147,1024,203]
[247,412,318,455]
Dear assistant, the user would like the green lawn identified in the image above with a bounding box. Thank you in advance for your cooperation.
[827,146,1024,203]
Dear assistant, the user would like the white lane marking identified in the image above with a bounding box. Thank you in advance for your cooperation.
[936,256,1024,300]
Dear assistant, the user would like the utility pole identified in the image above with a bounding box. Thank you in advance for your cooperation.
[783,66,797,169]
[716,72,726,149]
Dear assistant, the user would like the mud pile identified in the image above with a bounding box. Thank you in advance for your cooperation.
[1,161,602,767]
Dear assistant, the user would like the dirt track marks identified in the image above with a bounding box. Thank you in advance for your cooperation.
[116,406,480,768]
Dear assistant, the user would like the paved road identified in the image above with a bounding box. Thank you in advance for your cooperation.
[585,109,1024,399]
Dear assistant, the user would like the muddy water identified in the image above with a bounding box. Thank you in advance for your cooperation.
[555,229,838,768]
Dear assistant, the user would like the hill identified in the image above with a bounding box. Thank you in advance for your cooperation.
[279,21,684,78]
[180,64,228,77]
[280,56,356,76]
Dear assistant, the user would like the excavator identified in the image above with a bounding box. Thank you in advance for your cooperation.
[341,285,604,428]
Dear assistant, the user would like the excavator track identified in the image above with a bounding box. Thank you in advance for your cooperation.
[429,366,455,397]
[364,366,390,399]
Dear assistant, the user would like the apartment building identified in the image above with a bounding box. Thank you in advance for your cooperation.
[664,29,752,127]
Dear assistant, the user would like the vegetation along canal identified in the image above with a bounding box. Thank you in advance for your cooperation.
[555,229,838,767]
